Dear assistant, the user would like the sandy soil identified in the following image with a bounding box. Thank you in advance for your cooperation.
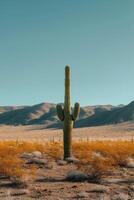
[0,122,134,142]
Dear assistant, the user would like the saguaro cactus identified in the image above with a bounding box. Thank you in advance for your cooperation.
[56,65,80,159]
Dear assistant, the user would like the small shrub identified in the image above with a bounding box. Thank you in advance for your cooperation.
[77,156,114,183]
[43,142,63,160]
[0,141,40,181]
[66,170,88,182]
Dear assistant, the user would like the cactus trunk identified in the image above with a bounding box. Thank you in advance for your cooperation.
[63,66,73,159]
[56,65,80,160]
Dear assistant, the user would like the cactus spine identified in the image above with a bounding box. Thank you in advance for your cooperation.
[56,65,80,159]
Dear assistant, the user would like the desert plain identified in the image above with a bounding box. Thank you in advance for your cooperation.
[0,121,134,141]
[0,123,133,199]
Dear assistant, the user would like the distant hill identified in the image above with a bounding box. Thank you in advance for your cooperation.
[76,101,134,127]
[0,101,128,128]
[0,103,56,126]
[0,106,26,114]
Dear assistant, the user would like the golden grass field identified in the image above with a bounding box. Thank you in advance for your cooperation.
[0,140,134,178]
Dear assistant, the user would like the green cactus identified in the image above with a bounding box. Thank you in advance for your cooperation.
[56,65,80,159]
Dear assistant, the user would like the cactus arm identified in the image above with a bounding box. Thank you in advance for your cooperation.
[56,104,64,121]
[72,102,80,121]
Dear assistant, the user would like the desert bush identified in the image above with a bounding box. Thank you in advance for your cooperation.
[43,141,63,160]
[66,170,88,182]
[0,141,40,181]
[0,141,24,179]
[0,156,25,178]
[77,156,114,183]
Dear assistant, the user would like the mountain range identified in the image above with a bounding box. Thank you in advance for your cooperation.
[0,101,134,128]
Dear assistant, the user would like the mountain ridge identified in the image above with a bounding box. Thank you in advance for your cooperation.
[0,101,131,128]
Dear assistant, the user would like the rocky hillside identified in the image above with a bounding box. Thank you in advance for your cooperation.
[0,102,128,127]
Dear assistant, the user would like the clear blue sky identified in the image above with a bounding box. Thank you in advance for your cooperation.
[0,0,134,106]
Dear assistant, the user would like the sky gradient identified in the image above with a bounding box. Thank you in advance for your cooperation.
[0,0,134,106]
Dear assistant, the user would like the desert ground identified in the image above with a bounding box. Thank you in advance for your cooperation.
[0,122,134,141]
[0,123,134,200]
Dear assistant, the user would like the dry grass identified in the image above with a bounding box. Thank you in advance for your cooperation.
[44,141,134,182]
[0,141,44,181]
[72,141,134,182]
[73,141,134,164]
[0,140,134,182]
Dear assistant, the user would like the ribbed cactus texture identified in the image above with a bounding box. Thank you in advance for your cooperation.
[56,65,80,159]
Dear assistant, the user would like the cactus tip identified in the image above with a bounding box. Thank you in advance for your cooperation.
[65,65,70,71]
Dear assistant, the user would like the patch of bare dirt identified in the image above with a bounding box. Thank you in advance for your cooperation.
[0,153,134,200]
